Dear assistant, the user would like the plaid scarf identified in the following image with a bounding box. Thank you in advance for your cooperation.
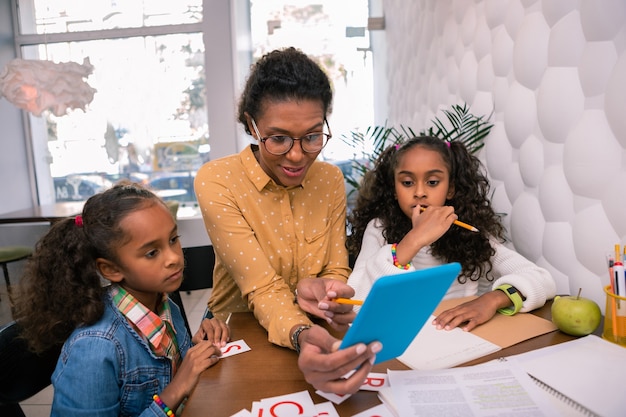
[111,284,181,375]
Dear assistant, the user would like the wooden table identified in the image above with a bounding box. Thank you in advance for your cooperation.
[182,301,594,416]
[0,202,84,224]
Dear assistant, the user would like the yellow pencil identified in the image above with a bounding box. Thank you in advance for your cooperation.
[334,298,364,306]
[420,206,479,233]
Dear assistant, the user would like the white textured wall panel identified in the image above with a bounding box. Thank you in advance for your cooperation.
[382,0,626,309]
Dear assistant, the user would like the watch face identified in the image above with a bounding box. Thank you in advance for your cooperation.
[507,287,517,295]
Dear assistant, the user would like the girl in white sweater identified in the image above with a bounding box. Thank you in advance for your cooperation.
[346,136,556,331]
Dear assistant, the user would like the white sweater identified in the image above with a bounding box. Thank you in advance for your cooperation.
[347,219,556,312]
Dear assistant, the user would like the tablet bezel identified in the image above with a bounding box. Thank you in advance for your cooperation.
[340,262,461,364]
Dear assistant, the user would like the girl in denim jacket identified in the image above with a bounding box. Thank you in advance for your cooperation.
[13,182,230,416]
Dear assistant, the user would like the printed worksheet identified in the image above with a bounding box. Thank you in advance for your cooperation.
[387,361,559,416]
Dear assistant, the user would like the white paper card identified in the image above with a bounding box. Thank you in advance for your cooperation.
[220,339,251,358]
[258,390,317,417]
[313,401,340,417]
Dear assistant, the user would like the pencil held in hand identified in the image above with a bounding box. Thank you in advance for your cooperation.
[419,206,479,233]
[333,298,364,306]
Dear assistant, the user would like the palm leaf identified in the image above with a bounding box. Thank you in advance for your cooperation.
[340,103,493,192]
[419,103,493,153]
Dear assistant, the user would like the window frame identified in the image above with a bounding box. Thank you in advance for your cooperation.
[10,0,246,206]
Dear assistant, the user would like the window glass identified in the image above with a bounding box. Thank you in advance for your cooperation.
[17,0,203,34]
[249,0,374,161]
[22,33,207,204]
[15,0,375,207]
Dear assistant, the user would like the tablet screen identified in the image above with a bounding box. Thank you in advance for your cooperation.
[340,262,461,364]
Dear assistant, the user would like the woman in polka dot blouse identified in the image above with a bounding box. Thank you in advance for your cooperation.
[194,47,381,395]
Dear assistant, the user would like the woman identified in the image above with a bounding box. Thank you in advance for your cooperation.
[194,47,380,394]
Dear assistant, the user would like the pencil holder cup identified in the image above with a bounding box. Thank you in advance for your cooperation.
[602,285,626,347]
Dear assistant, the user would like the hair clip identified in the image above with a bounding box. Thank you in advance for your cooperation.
[75,215,83,227]
[446,141,451,148]
[395,144,400,150]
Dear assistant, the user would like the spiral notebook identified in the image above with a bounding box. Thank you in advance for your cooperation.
[507,335,626,417]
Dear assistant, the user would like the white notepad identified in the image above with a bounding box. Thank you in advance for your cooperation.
[397,315,501,370]
[510,335,626,417]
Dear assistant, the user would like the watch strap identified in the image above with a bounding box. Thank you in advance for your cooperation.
[290,324,312,353]
[496,284,524,315]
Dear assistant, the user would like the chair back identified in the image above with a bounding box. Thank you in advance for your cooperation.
[180,245,215,292]
[169,245,215,335]
[0,321,61,406]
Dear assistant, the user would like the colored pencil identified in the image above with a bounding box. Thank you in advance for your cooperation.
[334,298,364,306]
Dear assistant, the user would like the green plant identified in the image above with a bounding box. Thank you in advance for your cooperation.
[340,103,494,194]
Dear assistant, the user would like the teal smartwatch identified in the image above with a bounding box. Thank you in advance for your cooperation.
[496,284,525,315]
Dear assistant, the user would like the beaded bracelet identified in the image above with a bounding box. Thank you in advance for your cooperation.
[153,394,175,417]
[391,243,411,270]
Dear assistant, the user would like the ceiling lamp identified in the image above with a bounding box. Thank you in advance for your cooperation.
[0,57,96,117]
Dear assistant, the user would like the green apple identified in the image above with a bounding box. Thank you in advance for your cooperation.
[551,288,602,336]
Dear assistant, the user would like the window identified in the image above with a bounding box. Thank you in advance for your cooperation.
[15,0,207,205]
[249,0,374,161]
[13,0,375,205]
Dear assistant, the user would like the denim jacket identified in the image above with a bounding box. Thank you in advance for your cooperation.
[50,289,192,417]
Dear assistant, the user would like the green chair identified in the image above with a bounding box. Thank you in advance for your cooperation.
[0,246,33,301]
[164,200,179,218]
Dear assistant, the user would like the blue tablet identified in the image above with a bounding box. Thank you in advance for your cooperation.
[340,262,461,364]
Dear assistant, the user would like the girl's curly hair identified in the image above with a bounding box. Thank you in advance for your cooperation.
[347,136,506,282]
[12,182,167,354]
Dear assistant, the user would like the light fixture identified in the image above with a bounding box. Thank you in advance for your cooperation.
[0,57,96,117]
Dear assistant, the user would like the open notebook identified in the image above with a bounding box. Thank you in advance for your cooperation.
[509,335,626,417]
[398,296,558,370]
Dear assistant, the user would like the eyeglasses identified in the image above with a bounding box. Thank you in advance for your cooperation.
[250,117,332,156]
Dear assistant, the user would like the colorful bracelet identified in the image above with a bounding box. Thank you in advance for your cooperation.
[391,243,411,270]
[153,394,175,417]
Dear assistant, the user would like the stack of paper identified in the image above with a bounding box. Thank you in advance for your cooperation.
[384,361,561,416]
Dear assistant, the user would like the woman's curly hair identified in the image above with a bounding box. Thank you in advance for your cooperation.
[12,182,166,354]
[347,136,506,282]
[237,46,333,129]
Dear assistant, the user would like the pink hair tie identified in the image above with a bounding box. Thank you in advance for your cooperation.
[446,141,451,148]
[74,215,83,227]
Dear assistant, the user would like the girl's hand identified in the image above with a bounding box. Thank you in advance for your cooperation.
[157,341,222,410]
[410,205,456,244]
[432,291,508,331]
[193,317,230,347]
[395,205,457,265]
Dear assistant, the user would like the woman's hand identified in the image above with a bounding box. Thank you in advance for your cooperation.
[297,325,382,395]
[192,317,230,347]
[296,278,356,332]
[432,290,509,331]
